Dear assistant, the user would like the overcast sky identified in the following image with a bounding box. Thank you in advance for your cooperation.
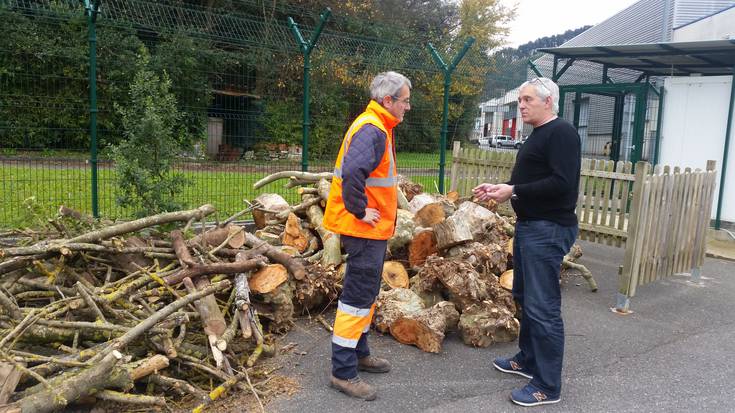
[500,0,640,47]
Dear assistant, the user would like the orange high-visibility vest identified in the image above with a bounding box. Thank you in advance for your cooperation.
[323,100,399,240]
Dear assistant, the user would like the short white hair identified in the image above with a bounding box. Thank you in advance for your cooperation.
[521,77,559,114]
[370,71,412,103]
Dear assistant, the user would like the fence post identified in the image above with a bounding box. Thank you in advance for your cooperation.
[84,0,101,218]
[427,37,475,194]
[617,161,650,312]
[287,8,331,172]
[449,141,461,192]
[690,160,718,282]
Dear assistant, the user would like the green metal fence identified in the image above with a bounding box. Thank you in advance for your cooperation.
[0,0,528,228]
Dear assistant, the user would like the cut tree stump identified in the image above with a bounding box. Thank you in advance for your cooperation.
[382,261,409,289]
[421,256,489,312]
[499,269,513,291]
[252,193,290,229]
[190,225,245,249]
[281,213,310,253]
[446,242,508,277]
[408,193,436,213]
[459,302,519,347]
[433,215,473,250]
[413,203,445,228]
[454,201,497,240]
[389,301,459,353]
[249,264,289,294]
[373,288,424,333]
[408,228,438,268]
[302,194,341,268]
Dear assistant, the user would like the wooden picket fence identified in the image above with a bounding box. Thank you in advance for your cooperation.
[448,142,718,310]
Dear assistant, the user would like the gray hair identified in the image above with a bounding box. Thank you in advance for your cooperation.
[521,77,559,114]
[370,71,412,103]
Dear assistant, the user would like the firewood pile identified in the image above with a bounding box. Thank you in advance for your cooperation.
[0,171,597,412]
[250,171,596,355]
[0,204,331,413]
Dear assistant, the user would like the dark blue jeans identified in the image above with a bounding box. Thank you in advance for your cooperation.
[331,235,386,380]
[513,219,577,397]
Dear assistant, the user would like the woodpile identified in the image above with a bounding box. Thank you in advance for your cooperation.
[0,170,598,411]
[251,170,594,354]
[0,204,336,412]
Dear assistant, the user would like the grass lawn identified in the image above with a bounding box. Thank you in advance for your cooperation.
[0,152,449,228]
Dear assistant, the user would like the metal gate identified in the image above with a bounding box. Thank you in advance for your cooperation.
[558,83,663,166]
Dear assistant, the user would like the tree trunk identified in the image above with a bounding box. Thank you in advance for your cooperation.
[446,241,508,277]
[281,213,311,253]
[389,301,459,353]
[422,256,490,312]
[302,194,341,268]
[190,225,245,249]
[243,232,307,280]
[251,193,290,229]
[408,228,438,268]
[433,215,473,250]
[249,264,289,294]
[458,302,519,347]
[499,269,513,291]
[381,261,409,289]
[413,203,445,228]
[373,288,424,333]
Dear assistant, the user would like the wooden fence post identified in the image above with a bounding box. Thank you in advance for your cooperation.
[449,141,461,192]
[690,160,717,282]
[617,161,650,312]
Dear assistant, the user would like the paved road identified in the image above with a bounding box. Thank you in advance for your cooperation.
[269,240,735,413]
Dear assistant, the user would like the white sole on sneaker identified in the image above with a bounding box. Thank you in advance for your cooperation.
[510,396,561,407]
[493,361,533,379]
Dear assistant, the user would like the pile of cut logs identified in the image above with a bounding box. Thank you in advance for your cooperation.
[0,204,335,412]
[250,171,596,354]
[0,171,596,412]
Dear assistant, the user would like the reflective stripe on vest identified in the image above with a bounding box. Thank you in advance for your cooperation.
[332,115,396,188]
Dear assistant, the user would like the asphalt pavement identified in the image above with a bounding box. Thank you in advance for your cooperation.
[268,240,735,413]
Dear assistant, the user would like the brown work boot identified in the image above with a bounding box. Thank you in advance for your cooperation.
[358,355,391,373]
[329,375,377,401]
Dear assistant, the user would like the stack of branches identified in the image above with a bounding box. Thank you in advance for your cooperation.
[251,172,596,355]
[0,203,331,413]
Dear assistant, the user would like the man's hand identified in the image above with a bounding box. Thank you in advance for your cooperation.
[472,183,497,202]
[361,208,381,227]
[473,183,514,203]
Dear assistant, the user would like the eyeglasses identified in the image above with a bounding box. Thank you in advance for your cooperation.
[390,95,411,105]
[529,77,551,95]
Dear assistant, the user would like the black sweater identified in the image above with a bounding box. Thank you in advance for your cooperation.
[509,118,581,226]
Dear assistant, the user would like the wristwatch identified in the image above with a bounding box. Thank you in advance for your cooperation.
[510,186,518,201]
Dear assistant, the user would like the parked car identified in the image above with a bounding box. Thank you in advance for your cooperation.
[491,135,518,148]
[477,137,489,146]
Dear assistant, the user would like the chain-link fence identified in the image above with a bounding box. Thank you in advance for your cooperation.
[0,0,532,228]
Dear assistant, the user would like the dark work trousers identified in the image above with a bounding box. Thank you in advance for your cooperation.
[331,234,387,380]
[512,219,577,397]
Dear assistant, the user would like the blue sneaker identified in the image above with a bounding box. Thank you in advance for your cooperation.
[510,383,560,407]
[493,356,533,379]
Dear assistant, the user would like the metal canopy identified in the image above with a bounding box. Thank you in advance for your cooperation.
[539,39,735,76]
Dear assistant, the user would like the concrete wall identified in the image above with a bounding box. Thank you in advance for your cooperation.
[673,5,735,41]
[659,75,735,223]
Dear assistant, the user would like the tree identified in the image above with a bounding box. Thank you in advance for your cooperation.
[112,46,190,216]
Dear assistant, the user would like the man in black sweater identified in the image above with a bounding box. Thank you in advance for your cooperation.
[473,77,580,407]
